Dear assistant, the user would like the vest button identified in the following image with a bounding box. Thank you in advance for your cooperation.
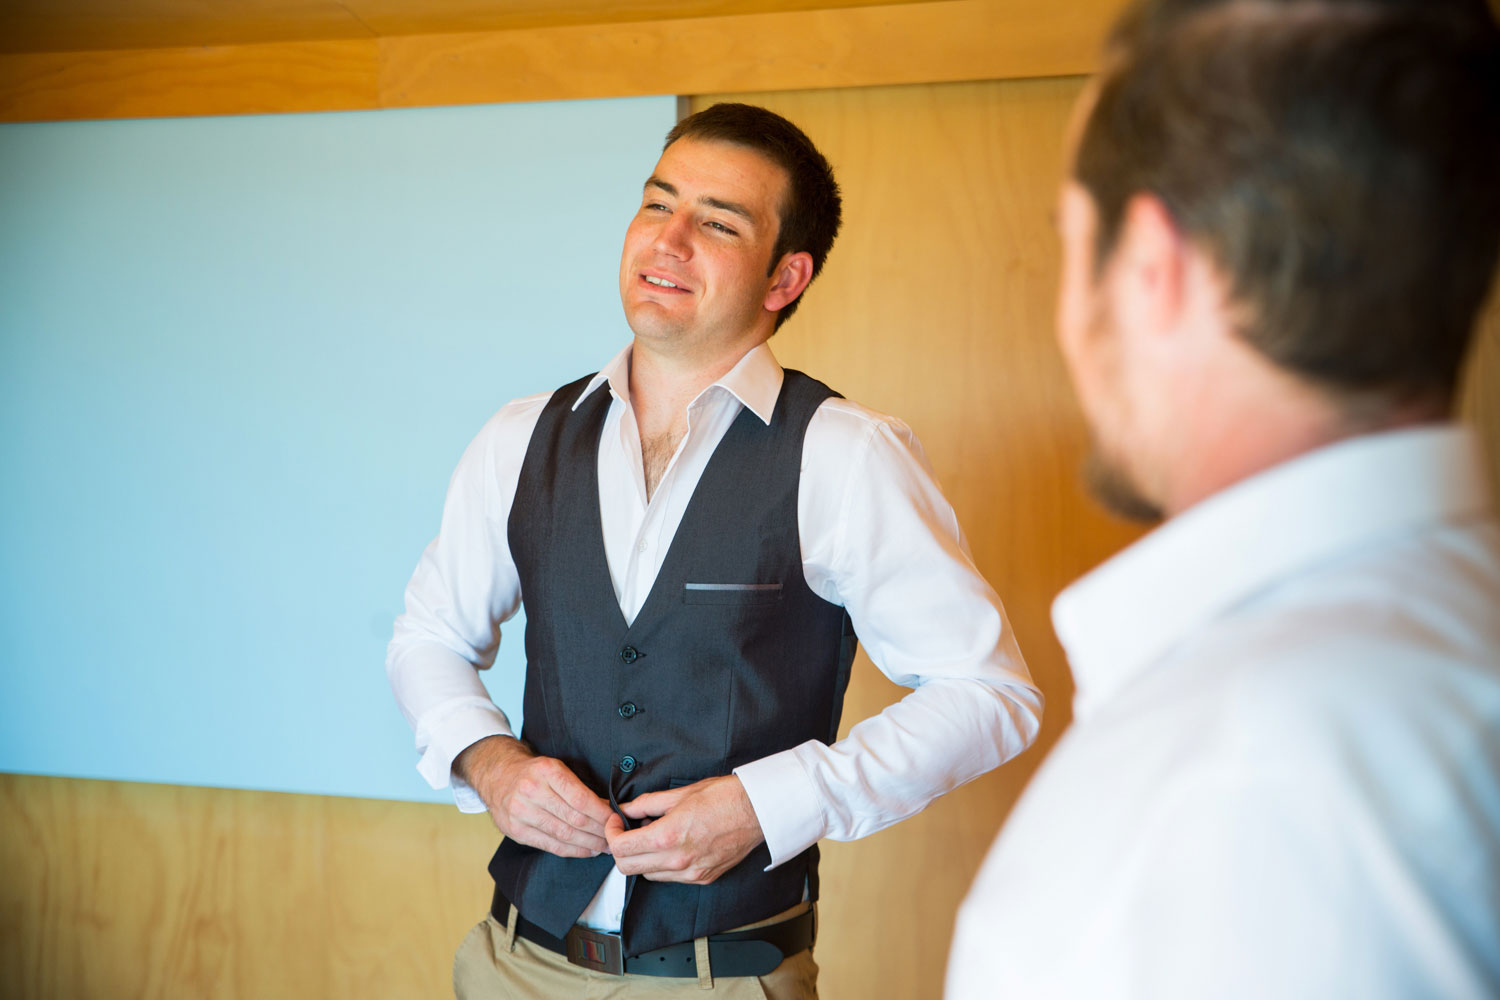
[618,702,638,719]
[619,755,637,773]
[619,646,641,664]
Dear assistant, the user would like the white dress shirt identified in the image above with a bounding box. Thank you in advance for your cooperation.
[388,341,1041,931]
[946,425,1500,1000]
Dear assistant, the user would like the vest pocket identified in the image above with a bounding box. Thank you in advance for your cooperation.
[682,582,783,606]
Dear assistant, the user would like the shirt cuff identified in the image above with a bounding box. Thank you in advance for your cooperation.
[414,697,514,812]
[733,745,827,870]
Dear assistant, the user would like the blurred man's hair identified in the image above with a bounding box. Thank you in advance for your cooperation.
[1077,0,1500,409]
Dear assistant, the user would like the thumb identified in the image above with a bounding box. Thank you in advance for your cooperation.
[603,811,627,849]
[619,786,686,820]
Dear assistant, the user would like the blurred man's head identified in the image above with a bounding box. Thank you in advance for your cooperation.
[1057,0,1500,520]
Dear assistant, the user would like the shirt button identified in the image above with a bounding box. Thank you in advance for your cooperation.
[618,702,638,719]
[636,539,647,554]
[619,755,637,773]
[620,646,640,664]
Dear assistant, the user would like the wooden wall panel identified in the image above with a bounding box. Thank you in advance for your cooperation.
[1460,282,1500,499]
[0,773,500,998]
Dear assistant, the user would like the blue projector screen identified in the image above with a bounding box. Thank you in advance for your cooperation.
[0,96,677,804]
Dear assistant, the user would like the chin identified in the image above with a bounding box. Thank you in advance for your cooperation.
[1082,448,1164,524]
[623,304,684,341]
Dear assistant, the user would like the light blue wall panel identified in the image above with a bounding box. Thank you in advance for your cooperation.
[0,96,676,803]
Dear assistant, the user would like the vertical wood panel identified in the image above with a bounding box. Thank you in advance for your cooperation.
[1460,282,1500,499]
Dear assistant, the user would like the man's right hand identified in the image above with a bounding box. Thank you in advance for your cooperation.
[454,735,614,858]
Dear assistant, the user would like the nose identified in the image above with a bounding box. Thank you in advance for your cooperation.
[652,210,694,260]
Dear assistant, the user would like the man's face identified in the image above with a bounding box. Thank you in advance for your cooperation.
[1055,178,1163,523]
[619,137,789,353]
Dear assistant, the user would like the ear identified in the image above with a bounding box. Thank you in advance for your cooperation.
[1108,193,1187,344]
[764,251,815,313]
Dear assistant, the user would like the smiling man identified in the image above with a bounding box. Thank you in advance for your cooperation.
[388,102,1041,998]
[947,1,1500,998]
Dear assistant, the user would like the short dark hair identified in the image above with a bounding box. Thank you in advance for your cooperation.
[665,103,842,330]
[1077,0,1500,409]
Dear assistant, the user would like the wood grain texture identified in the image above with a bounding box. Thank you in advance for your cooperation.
[0,0,370,55]
[0,39,378,122]
[0,0,1118,122]
[378,0,1113,110]
[345,0,947,38]
[1460,279,1500,500]
[0,0,944,55]
[0,773,500,998]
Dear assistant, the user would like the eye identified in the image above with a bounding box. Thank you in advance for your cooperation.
[643,201,670,213]
[705,220,738,236]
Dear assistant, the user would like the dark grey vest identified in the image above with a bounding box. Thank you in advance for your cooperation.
[489,368,858,956]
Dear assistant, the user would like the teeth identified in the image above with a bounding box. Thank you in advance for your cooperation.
[644,275,678,288]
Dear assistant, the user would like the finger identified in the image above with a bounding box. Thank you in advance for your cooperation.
[603,811,626,849]
[546,768,616,827]
[498,807,607,858]
[511,827,606,859]
[618,786,687,820]
[607,812,683,860]
[535,788,611,839]
[612,847,686,877]
[509,798,610,854]
[616,854,720,885]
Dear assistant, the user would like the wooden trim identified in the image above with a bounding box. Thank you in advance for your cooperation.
[0,0,1114,123]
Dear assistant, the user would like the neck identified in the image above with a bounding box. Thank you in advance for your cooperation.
[627,332,767,436]
[1156,364,1444,517]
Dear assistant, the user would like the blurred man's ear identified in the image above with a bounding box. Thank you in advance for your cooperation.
[1110,193,1188,344]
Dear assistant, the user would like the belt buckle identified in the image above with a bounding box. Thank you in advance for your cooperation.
[564,925,625,976]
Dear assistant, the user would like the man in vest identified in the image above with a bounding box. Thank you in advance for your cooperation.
[947,1,1500,997]
[388,102,1042,998]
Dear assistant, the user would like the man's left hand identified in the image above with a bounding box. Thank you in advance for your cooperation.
[606,775,765,885]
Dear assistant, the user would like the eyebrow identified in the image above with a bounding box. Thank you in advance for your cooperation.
[645,176,758,226]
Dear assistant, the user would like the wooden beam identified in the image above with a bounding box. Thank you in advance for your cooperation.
[379,0,1114,108]
[0,40,379,123]
[0,0,1117,123]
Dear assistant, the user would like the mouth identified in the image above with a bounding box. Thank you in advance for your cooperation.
[639,272,691,294]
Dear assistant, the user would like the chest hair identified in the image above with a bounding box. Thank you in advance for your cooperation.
[641,429,684,502]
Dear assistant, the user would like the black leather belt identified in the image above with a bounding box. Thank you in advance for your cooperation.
[490,886,815,978]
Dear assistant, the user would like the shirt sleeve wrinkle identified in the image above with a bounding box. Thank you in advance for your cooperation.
[742,399,1041,862]
[387,396,541,805]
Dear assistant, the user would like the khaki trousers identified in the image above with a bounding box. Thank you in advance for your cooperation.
[453,903,819,1000]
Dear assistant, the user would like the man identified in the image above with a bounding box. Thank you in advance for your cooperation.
[388,102,1041,998]
[947,1,1500,997]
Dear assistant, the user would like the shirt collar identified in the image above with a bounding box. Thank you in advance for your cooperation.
[571,340,784,425]
[1052,424,1492,720]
